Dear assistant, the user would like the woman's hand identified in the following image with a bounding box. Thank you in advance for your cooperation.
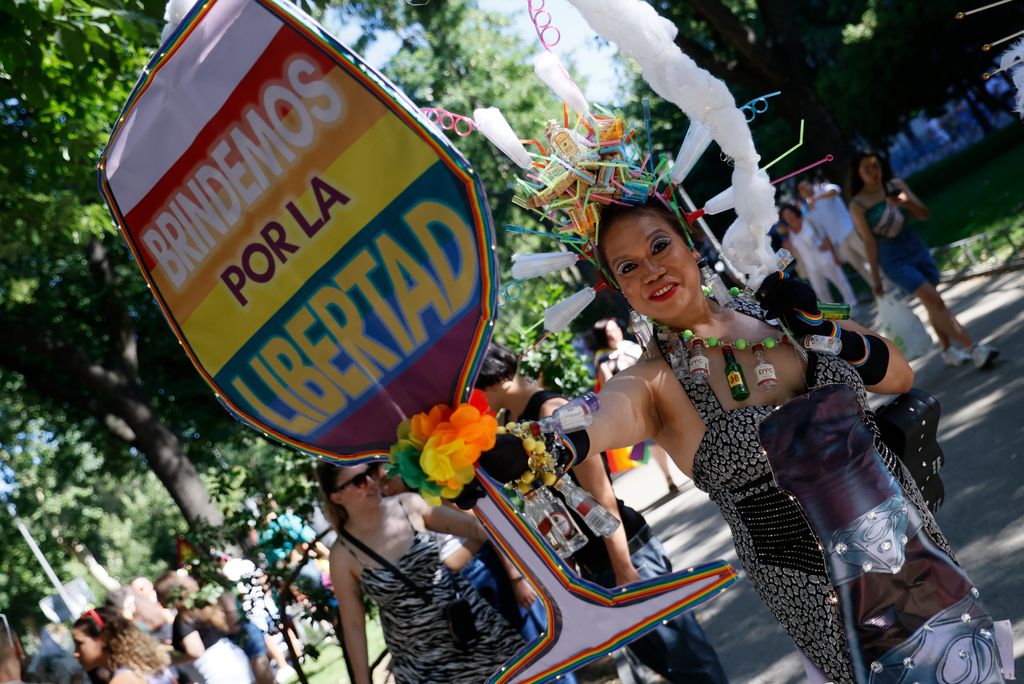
[753,271,821,337]
[872,275,885,297]
[511,577,538,609]
[477,434,532,484]
[613,560,642,586]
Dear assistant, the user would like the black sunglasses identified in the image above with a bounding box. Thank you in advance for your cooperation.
[333,468,376,492]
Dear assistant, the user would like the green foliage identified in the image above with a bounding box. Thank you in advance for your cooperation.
[498,283,594,397]
[0,411,186,625]
[905,127,1024,247]
[819,0,1024,141]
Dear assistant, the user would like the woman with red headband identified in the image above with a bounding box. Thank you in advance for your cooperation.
[72,607,175,684]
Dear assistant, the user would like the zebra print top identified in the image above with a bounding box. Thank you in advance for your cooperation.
[347,523,524,683]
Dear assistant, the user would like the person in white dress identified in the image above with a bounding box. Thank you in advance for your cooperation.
[797,179,873,290]
[778,204,857,307]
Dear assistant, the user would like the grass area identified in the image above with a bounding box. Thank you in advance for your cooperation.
[898,124,1024,275]
[906,124,1024,248]
[283,617,387,684]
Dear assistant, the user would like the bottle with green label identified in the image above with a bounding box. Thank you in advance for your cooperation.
[721,343,750,401]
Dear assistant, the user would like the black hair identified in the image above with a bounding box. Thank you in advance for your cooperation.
[778,203,802,225]
[591,318,617,351]
[474,343,519,390]
[849,149,894,198]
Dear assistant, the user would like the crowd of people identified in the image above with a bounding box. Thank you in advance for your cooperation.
[773,153,997,369]
[3,148,1005,684]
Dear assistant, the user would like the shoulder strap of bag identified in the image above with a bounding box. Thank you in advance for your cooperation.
[339,528,432,602]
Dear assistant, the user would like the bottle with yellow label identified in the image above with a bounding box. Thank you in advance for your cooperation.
[721,343,750,401]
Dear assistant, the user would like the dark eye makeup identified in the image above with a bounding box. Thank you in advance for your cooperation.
[613,232,673,276]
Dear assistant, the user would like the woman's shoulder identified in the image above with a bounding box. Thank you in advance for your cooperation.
[109,669,148,684]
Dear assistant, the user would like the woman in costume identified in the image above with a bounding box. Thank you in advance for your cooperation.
[482,198,1006,683]
[317,461,524,684]
[72,607,176,684]
[848,150,997,369]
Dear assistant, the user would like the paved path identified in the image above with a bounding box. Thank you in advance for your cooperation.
[611,270,1024,683]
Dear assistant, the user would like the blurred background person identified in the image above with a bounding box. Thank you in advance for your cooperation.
[374,466,567,679]
[797,177,874,291]
[0,615,30,684]
[592,318,679,493]
[153,574,257,684]
[778,204,857,308]
[848,150,997,368]
[318,461,524,684]
[103,587,173,646]
[71,607,174,684]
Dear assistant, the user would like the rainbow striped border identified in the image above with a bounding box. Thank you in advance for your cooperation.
[474,472,738,682]
[96,0,499,463]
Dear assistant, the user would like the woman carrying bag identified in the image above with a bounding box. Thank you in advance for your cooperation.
[848,150,997,369]
[318,462,523,684]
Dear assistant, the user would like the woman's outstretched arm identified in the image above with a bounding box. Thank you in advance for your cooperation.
[584,365,662,457]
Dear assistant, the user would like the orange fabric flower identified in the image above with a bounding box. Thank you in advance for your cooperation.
[409,404,452,448]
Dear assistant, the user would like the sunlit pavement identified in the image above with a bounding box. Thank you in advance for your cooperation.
[609,269,1024,683]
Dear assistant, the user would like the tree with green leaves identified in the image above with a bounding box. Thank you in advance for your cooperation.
[0,0,266,528]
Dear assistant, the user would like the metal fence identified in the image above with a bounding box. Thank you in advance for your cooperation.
[930,222,1024,283]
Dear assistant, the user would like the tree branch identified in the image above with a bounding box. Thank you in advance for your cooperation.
[85,239,140,384]
[689,0,779,81]
[673,32,767,91]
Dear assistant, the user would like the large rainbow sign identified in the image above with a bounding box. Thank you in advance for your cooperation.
[99,0,738,679]
[98,0,498,459]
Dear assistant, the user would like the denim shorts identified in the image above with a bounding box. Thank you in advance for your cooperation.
[877,229,940,295]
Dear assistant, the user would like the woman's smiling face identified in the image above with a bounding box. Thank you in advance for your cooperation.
[600,209,702,325]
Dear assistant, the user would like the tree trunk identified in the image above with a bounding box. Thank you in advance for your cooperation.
[0,240,225,530]
[124,398,225,528]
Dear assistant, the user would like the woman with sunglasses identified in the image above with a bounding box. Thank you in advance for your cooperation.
[479,199,1006,683]
[317,461,524,684]
[72,607,175,684]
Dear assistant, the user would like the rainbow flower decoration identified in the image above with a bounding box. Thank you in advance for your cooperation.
[386,390,498,505]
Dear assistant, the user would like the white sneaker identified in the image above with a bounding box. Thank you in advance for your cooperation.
[970,343,998,369]
[275,666,296,683]
[941,347,971,366]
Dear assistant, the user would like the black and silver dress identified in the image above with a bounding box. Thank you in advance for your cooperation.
[349,524,524,684]
[655,297,1003,684]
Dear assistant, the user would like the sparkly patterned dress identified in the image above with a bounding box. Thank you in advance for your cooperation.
[655,297,1004,684]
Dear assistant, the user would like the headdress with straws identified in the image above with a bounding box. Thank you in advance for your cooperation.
[421,0,834,341]
[958,0,1024,118]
